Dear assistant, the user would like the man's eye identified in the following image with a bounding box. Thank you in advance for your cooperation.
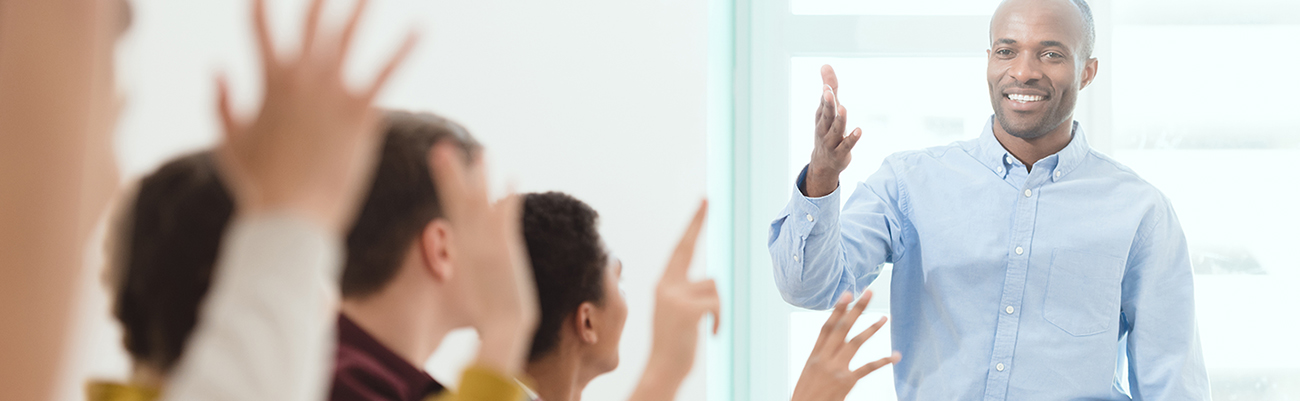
[1044,52,1063,59]
[996,49,1013,56]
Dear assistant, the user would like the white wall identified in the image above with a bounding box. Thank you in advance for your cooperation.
[74,0,711,400]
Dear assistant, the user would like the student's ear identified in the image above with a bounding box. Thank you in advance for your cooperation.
[574,302,600,344]
[419,219,454,282]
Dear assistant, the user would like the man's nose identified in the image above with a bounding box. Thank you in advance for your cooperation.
[1009,54,1045,83]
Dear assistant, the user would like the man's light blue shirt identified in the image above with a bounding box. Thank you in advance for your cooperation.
[769,118,1210,400]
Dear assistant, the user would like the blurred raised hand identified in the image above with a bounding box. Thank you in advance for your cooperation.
[215,0,417,234]
[791,291,900,401]
[630,200,721,401]
[427,144,539,375]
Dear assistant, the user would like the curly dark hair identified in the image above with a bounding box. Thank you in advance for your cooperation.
[522,192,609,361]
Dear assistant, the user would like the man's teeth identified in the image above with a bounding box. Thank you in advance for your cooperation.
[1008,94,1045,102]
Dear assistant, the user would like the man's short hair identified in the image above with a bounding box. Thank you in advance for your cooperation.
[110,111,479,372]
[341,110,480,298]
[111,152,233,372]
[1071,0,1096,60]
[521,192,609,361]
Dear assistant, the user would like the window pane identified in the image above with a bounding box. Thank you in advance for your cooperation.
[792,0,1002,16]
[1109,11,1300,399]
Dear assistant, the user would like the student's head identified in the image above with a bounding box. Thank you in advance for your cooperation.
[108,110,478,379]
[987,0,1098,139]
[521,192,627,375]
[110,152,233,377]
[339,110,480,324]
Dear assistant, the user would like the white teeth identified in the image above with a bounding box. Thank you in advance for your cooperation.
[1008,94,1044,102]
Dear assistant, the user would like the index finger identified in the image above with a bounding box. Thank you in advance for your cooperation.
[662,199,709,281]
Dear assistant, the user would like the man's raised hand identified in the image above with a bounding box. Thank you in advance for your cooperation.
[215,0,417,234]
[806,64,862,198]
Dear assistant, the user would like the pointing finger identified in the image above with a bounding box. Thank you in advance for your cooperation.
[662,199,708,281]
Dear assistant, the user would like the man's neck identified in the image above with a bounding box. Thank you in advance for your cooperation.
[525,347,598,401]
[340,292,456,369]
[992,118,1074,172]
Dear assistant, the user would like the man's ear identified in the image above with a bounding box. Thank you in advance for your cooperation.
[419,219,454,282]
[1080,57,1099,90]
[574,302,600,344]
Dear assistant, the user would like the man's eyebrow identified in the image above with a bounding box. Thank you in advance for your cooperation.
[995,38,1017,45]
[1040,40,1068,49]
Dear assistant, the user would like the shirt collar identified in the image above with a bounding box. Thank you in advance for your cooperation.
[972,116,1090,181]
[336,314,445,400]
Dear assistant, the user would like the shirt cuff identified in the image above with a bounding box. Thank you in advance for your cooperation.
[791,165,842,236]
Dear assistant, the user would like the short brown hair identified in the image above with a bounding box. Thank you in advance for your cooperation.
[341,110,480,298]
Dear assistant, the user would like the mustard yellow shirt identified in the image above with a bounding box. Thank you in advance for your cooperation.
[86,365,522,401]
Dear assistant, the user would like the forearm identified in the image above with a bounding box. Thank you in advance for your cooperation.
[0,1,109,399]
[163,214,342,401]
[627,354,689,401]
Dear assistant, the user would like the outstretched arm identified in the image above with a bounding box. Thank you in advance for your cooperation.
[628,201,722,401]
[0,1,125,399]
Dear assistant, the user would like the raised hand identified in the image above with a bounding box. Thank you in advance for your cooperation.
[631,200,721,401]
[427,144,539,375]
[805,64,862,198]
[215,0,417,234]
[791,291,899,401]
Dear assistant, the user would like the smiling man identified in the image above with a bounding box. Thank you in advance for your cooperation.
[767,0,1211,399]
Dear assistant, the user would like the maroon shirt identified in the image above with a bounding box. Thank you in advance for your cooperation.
[331,315,444,401]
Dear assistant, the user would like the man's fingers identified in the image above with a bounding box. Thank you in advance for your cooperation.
[662,199,708,281]
[820,64,839,96]
[336,0,370,61]
[364,30,419,103]
[852,352,900,379]
[814,90,836,139]
[251,0,278,69]
[837,127,862,154]
[300,0,327,57]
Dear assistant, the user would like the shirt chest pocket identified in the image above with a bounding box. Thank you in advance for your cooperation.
[1043,249,1126,336]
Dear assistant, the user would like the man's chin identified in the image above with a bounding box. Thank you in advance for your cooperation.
[995,113,1053,139]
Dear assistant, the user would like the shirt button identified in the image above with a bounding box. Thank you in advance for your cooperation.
[1015,246,1023,255]
[996,166,1005,174]
[806,214,814,222]
[1006,306,1015,314]
[1024,189,1032,197]
[996,363,1005,371]
[793,255,799,262]
[1055,171,1062,178]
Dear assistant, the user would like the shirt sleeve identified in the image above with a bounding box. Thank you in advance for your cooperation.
[769,161,906,310]
[1120,200,1211,400]
[162,213,343,401]
[425,365,524,401]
